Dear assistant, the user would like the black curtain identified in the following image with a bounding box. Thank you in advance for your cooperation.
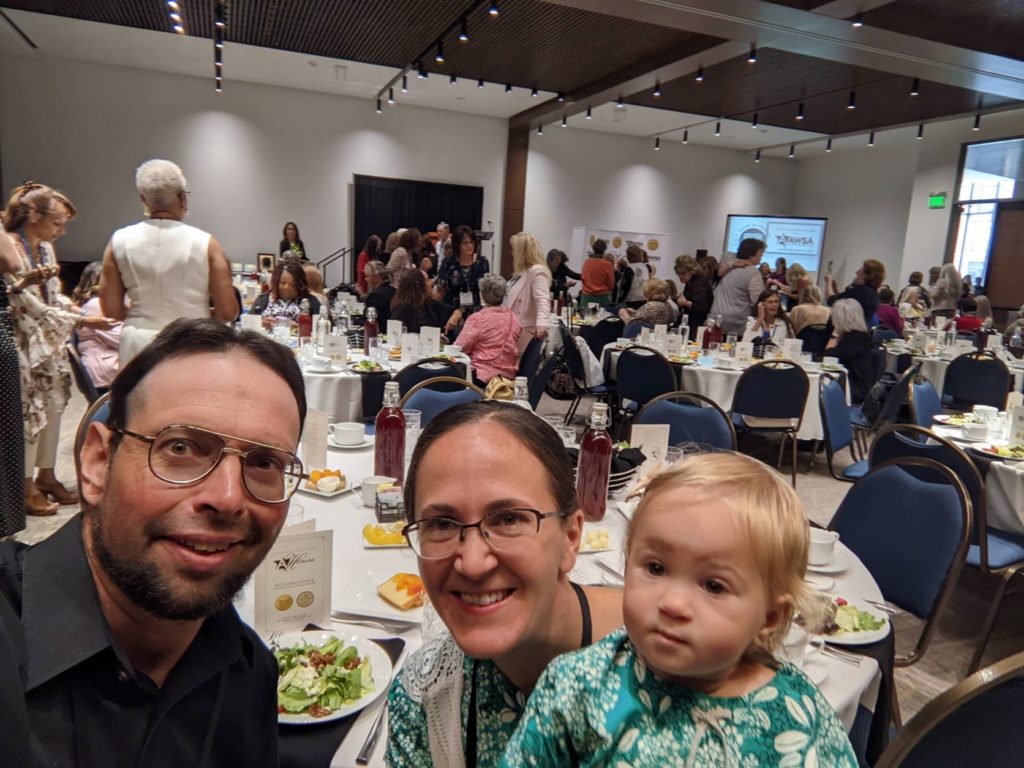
[353,175,484,258]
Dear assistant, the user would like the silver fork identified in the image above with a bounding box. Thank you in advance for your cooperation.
[821,645,863,666]
[266,630,282,651]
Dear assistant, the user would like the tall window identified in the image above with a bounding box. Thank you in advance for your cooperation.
[952,138,1024,279]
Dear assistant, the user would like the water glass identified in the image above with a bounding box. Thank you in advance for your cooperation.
[403,409,422,458]
[557,425,577,447]
[285,503,305,528]
[367,336,382,361]
[725,334,738,356]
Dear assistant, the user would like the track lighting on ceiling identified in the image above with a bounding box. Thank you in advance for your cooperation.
[402,75,409,92]
[653,81,661,97]
[682,130,688,144]
[910,78,920,96]
[847,90,857,110]
[973,113,981,130]
[616,96,624,108]
[531,87,538,98]
[505,83,512,93]
[755,150,761,162]
[714,120,721,136]
[388,88,395,104]
[751,112,758,128]
[586,106,592,119]
[826,137,833,152]
[868,131,875,146]
[417,61,428,79]
[654,137,661,150]
[537,124,543,136]
[851,13,863,27]
[557,92,565,102]
[376,99,382,114]
[459,17,469,42]
[796,102,805,121]
[788,144,795,158]
[450,74,457,85]
[561,116,567,127]
[477,78,484,89]
[489,2,499,16]
[695,67,704,82]
[747,45,757,63]
[435,39,444,63]
[917,123,924,140]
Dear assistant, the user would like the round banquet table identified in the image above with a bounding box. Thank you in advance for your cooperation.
[602,344,847,441]
[885,350,1024,395]
[236,436,887,767]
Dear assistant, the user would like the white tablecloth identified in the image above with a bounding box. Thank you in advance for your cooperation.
[236,438,882,765]
[885,351,1024,395]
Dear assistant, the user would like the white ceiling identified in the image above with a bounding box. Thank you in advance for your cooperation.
[2,8,1016,159]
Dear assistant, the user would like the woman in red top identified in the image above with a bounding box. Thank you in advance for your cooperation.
[580,239,614,308]
[954,297,985,333]
[356,234,381,296]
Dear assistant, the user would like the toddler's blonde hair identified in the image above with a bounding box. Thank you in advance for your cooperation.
[625,452,810,657]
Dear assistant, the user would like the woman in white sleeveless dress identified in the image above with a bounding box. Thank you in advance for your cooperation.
[98,159,238,364]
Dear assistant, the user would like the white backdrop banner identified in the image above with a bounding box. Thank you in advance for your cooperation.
[568,226,674,281]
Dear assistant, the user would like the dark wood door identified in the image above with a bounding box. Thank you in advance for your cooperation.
[986,202,1024,312]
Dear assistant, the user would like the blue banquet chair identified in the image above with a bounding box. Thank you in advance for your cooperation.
[399,376,484,427]
[634,391,736,451]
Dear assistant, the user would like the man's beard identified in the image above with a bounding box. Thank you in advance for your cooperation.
[89,506,261,621]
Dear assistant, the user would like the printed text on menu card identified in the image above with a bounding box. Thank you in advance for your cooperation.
[254,530,332,634]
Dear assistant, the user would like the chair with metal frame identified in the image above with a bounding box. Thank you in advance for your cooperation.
[517,336,545,379]
[942,351,1011,411]
[829,457,972,723]
[873,649,1024,767]
[817,373,868,482]
[395,356,465,398]
[399,376,485,427]
[73,391,112,485]
[528,353,560,411]
[849,362,922,455]
[66,342,101,404]
[582,316,625,361]
[634,391,736,451]
[558,324,615,424]
[729,359,810,486]
[908,375,943,431]
[796,323,830,359]
[869,423,1024,673]
[615,345,677,436]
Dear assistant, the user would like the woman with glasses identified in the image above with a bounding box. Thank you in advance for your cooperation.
[386,402,623,767]
[98,159,238,365]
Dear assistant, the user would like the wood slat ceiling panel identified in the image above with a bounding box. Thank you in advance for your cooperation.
[626,48,1018,135]
[864,0,1024,60]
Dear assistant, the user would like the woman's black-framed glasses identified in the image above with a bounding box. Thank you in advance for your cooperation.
[112,424,303,504]
[403,508,570,560]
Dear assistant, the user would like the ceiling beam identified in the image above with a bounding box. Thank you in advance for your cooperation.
[511,0,895,129]
[514,0,1024,129]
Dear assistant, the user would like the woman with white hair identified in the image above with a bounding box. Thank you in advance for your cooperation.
[929,263,962,319]
[98,158,238,364]
[456,273,521,385]
[504,232,551,354]
[825,298,875,403]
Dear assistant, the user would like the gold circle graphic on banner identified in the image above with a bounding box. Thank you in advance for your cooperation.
[612,236,623,249]
[647,238,660,251]
[589,234,597,246]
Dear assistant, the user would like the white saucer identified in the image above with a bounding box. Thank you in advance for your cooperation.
[806,551,848,575]
[803,574,835,592]
[327,436,373,450]
[304,365,343,374]
[803,660,828,686]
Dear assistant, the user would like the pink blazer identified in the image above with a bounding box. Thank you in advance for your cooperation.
[505,264,551,352]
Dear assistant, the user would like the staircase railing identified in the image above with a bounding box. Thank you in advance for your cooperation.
[317,246,353,289]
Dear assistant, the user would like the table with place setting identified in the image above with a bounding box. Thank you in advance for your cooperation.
[884,345,1024,395]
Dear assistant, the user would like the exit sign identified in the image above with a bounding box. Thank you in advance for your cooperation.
[928,192,947,209]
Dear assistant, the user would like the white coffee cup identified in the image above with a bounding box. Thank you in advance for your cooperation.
[973,405,998,424]
[361,475,396,507]
[308,355,332,371]
[808,529,839,566]
[965,422,989,440]
[444,344,462,355]
[823,356,840,367]
[330,422,364,445]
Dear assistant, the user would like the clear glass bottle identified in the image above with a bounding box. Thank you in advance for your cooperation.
[374,381,406,484]
[297,298,312,340]
[364,306,379,355]
[511,376,532,410]
[316,311,332,356]
[576,403,613,522]
[1010,329,1023,360]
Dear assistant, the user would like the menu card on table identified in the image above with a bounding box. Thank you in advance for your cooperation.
[987,334,1003,351]
[735,342,754,365]
[241,314,263,332]
[640,327,652,345]
[303,409,329,470]
[1010,406,1024,445]
[421,326,441,356]
[254,530,332,634]
[654,324,668,337]
[630,424,670,473]
[782,338,803,361]
[666,334,682,355]
[387,319,403,347]
[402,332,420,364]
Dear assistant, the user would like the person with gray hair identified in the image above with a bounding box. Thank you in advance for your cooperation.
[453,273,522,385]
[434,221,450,262]
[99,158,238,364]
[825,298,874,403]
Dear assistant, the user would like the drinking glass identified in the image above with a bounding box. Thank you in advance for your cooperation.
[367,336,382,361]
[403,409,422,458]
[557,425,577,447]
[725,334,738,356]
[542,415,564,431]
[285,503,305,528]
[664,446,685,466]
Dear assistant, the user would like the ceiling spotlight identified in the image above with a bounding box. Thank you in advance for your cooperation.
[167,1,179,8]
[215,59,222,69]
[477,78,484,89]
[489,1,499,16]
[586,106,592,119]
[714,120,721,136]
[450,74,457,85]
[376,99,382,114]
[215,82,222,93]
[616,96,624,108]
[505,83,512,93]
[796,102,805,121]
[215,38,223,49]
[417,61,428,79]
[561,116,567,127]
[682,130,688,144]
[459,17,469,42]
[851,13,863,27]
[170,12,181,21]
[173,24,184,33]
[655,137,661,150]
[214,19,225,29]
[388,88,395,104]
[788,144,795,158]
[755,150,761,163]
[910,78,920,96]
[747,45,757,63]
[435,40,445,63]
[917,123,924,140]
[653,81,661,98]
[557,92,565,102]
[531,87,538,98]
[868,131,875,146]
[973,113,981,130]
[751,112,758,128]
[847,90,857,110]
[537,124,543,136]
[826,137,833,152]
[402,75,409,92]
[695,67,704,82]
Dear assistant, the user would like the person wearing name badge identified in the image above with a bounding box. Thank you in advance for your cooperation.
[0,318,307,767]
[742,289,793,345]
[504,232,551,355]
[438,225,490,338]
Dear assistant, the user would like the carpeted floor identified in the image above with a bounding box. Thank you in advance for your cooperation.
[15,387,1024,722]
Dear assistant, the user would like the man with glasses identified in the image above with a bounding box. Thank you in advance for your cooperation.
[0,318,306,767]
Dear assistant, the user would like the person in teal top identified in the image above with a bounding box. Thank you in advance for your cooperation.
[502,452,858,767]
[386,402,624,767]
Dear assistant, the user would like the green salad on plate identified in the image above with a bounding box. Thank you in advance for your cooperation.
[275,636,374,717]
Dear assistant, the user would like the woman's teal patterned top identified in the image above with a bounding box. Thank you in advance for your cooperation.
[501,628,858,768]
[386,633,526,767]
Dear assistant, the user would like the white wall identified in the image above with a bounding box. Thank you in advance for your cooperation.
[523,126,799,262]
[0,54,509,276]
